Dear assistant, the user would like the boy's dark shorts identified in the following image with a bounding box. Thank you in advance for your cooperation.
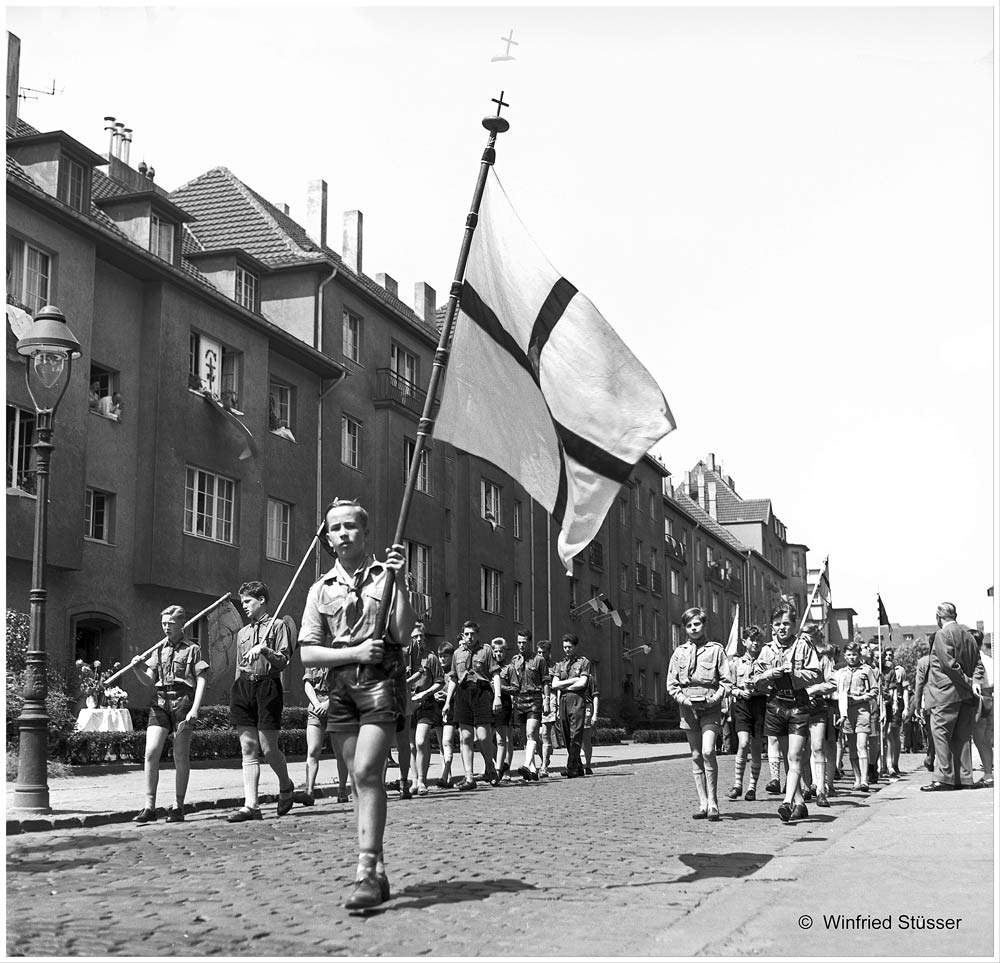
[732,695,767,738]
[412,700,442,728]
[230,676,284,731]
[150,688,193,734]
[454,682,494,726]
[764,700,810,737]
[493,696,513,728]
[325,664,406,733]
[513,691,543,725]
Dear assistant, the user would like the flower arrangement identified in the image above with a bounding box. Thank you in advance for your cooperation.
[76,659,124,707]
[103,686,128,709]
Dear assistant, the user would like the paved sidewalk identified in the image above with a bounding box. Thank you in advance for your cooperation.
[657,764,996,958]
[6,739,688,834]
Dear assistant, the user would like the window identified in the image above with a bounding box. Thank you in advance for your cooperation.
[402,438,430,493]
[696,539,702,564]
[620,564,629,594]
[568,578,579,609]
[184,467,236,544]
[634,484,643,513]
[84,488,115,542]
[589,540,604,569]
[711,590,720,615]
[341,415,363,469]
[696,585,705,609]
[189,332,240,404]
[653,610,662,641]
[513,500,522,539]
[637,604,645,636]
[6,235,51,314]
[58,155,86,210]
[481,478,502,525]
[670,570,680,596]
[648,489,656,517]
[481,566,502,614]
[671,623,682,649]
[235,266,259,311]
[390,342,418,392]
[650,547,658,573]
[6,405,35,494]
[268,380,294,433]
[619,498,628,526]
[637,670,646,698]
[664,517,674,538]
[513,581,523,623]
[706,545,715,566]
[266,498,291,561]
[405,540,431,594]
[343,309,362,362]
[150,213,174,262]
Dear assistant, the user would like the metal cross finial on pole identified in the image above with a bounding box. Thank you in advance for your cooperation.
[492,90,509,117]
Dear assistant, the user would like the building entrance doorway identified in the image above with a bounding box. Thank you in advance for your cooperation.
[72,614,123,666]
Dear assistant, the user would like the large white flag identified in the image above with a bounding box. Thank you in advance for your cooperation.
[434,173,675,571]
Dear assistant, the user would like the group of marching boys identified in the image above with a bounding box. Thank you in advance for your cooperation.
[667,600,991,824]
[126,497,598,910]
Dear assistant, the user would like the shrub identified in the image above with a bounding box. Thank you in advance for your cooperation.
[592,727,626,745]
[57,728,311,765]
[632,729,687,744]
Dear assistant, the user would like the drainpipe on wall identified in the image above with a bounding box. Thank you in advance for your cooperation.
[315,263,340,578]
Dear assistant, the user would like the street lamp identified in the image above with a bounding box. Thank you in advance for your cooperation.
[12,305,82,812]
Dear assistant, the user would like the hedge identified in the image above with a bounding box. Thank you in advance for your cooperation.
[60,729,311,765]
[631,729,688,743]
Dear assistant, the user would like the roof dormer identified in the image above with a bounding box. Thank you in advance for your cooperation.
[94,190,196,267]
[182,248,269,312]
[5,130,105,213]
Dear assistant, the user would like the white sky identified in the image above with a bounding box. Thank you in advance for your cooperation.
[6,3,997,633]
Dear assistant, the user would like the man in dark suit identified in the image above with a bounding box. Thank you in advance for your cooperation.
[920,603,982,791]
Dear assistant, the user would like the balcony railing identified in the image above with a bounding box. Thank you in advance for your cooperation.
[374,369,428,417]
[664,534,687,564]
[635,562,648,590]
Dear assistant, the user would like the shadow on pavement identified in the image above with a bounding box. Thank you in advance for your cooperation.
[6,834,130,856]
[671,851,773,883]
[384,877,537,911]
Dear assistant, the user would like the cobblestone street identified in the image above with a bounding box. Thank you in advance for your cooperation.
[8,755,992,957]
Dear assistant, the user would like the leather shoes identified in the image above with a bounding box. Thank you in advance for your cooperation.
[345,872,386,911]
[276,790,295,817]
[744,788,756,801]
[920,781,957,792]
[227,806,263,822]
[165,805,185,823]
[457,779,477,791]
[726,786,741,801]
[132,807,157,824]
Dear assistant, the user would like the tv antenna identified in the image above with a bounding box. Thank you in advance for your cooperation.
[18,80,64,103]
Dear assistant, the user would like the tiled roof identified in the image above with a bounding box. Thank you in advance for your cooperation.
[673,490,748,554]
[9,118,40,137]
[169,166,439,341]
[717,498,772,524]
[6,154,35,187]
[91,168,127,201]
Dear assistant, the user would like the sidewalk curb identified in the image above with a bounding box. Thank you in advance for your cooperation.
[6,744,687,835]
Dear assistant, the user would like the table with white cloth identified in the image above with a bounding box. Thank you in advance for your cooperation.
[75,707,134,733]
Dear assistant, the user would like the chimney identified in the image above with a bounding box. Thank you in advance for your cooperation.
[121,127,132,165]
[706,452,716,471]
[724,474,735,491]
[277,202,290,215]
[683,470,692,494]
[415,282,436,324]
[7,33,20,132]
[697,473,707,506]
[114,121,125,158]
[376,273,398,298]
[305,179,327,247]
[104,116,116,157]
[707,481,717,519]
[343,210,362,274]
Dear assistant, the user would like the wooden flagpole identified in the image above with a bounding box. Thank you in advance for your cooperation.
[372,93,512,641]
[797,555,830,633]
[103,591,234,685]
[256,519,329,643]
